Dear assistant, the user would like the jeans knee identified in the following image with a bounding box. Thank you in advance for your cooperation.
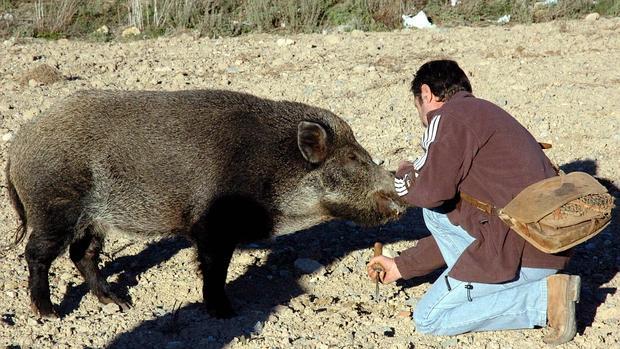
[413,308,441,335]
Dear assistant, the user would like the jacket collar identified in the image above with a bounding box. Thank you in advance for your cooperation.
[426,91,474,122]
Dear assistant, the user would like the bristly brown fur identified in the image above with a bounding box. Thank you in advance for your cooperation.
[5,159,28,247]
[6,89,405,318]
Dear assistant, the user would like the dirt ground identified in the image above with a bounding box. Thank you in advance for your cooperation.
[1,17,619,349]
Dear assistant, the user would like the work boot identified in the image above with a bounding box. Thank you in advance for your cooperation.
[543,274,581,345]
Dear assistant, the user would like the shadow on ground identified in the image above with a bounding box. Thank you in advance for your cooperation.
[54,159,617,348]
[560,160,619,335]
[101,207,428,348]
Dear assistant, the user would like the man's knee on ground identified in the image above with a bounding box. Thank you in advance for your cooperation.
[413,307,443,335]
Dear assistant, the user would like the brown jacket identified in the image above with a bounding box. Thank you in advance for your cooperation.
[394,91,570,283]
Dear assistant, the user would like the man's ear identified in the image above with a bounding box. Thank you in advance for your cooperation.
[421,84,433,103]
[297,121,328,164]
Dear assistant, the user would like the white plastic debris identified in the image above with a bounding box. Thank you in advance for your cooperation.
[402,11,435,29]
[541,0,558,5]
[497,14,511,25]
[451,0,460,6]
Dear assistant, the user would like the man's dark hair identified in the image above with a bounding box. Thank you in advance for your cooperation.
[410,60,472,102]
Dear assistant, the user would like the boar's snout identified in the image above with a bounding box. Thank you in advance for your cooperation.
[373,190,407,221]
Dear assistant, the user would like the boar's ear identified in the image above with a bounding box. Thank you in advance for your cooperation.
[297,121,328,164]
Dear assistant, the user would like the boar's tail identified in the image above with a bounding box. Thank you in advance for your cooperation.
[4,160,28,250]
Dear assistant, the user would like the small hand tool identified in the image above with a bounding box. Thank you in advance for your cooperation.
[372,242,384,300]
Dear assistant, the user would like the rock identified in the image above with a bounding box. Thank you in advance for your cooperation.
[441,338,458,348]
[27,318,39,326]
[122,26,141,38]
[383,326,395,337]
[102,303,120,314]
[397,310,411,318]
[276,38,295,46]
[294,258,324,274]
[585,13,600,21]
[252,320,264,333]
[303,85,314,96]
[404,297,417,308]
[96,25,110,35]
[2,132,14,142]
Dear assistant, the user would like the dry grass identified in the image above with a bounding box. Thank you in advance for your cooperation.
[34,0,79,38]
[0,0,616,40]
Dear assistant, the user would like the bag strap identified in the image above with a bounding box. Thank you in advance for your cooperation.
[538,142,564,175]
[459,192,498,215]
[459,142,559,215]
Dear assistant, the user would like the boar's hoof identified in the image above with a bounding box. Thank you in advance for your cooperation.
[97,293,132,312]
[30,301,58,319]
[205,299,236,319]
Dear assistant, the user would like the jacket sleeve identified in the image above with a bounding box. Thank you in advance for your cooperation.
[400,114,479,208]
[394,235,445,279]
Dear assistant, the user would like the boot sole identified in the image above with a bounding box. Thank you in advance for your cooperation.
[544,275,581,346]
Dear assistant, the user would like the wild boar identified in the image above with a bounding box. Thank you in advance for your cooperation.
[5,89,405,318]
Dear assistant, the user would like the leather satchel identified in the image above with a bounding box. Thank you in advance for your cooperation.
[461,172,614,254]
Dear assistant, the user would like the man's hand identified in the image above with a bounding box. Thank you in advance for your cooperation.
[396,160,415,177]
[394,160,416,197]
[367,256,402,284]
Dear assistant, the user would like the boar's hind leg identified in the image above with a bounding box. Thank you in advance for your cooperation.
[25,228,73,318]
[69,229,131,311]
[194,236,237,319]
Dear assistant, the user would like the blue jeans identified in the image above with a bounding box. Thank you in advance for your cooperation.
[412,209,557,335]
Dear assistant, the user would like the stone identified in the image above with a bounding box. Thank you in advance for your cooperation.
[441,338,458,348]
[397,310,411,318]
[585,13,600,22]
[276,38,295,46]
[122,26,141,38]
[27,318,39,326]
[102,303,120,314]
[2,132,13,142]
[294,258,324,274]
[96,25,110,35]
[252,320,263,333]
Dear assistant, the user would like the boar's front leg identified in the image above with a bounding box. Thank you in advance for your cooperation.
[193,231,237,319]
[193,195,273,318]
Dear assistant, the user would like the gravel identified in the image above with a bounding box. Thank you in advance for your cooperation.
[1,17,619,349]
